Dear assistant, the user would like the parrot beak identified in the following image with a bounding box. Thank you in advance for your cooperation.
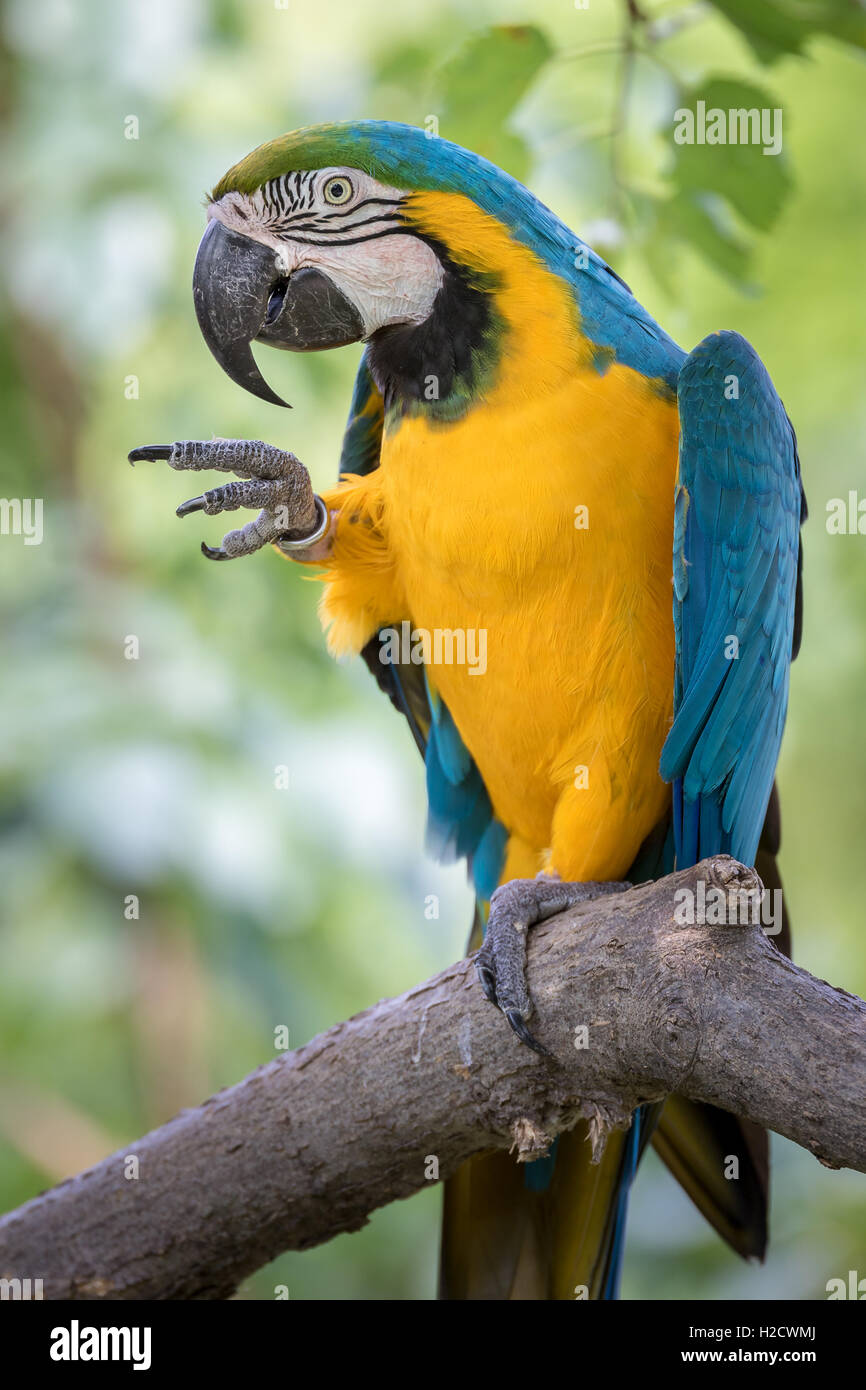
[192,219,366,408]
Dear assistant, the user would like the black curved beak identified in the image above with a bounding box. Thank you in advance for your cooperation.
[192,219,366,408]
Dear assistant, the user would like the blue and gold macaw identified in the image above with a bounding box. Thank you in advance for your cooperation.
[131,120,805,1299]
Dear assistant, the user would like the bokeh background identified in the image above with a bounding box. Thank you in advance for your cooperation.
[1,0,864,1300]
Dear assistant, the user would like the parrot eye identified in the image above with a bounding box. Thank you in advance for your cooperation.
[322,176,353,206]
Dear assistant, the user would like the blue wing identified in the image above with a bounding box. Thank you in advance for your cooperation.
[338,351,384,479]
[660,331,805,868]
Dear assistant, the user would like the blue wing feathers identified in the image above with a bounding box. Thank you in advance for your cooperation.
[472,820,509,904]
[338,352,384,478]
[660,331,803,869]
[426,681,473,785]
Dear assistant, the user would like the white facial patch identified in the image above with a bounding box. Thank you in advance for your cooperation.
[210,167,443,338]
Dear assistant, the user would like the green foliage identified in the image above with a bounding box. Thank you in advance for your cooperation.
[646,192,756,294]
[668,79,793,232]
[709,0,866,65]
[433,25,553,179]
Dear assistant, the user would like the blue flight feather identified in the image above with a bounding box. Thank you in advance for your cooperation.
[660,330,803,869]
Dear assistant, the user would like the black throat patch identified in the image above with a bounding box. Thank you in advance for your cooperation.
[365,239,502,423]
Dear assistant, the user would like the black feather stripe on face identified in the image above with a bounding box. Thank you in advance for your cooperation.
[245,171,406,243]
[279,211,405,238]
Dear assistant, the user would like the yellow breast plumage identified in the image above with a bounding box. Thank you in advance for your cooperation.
[316,195,679,881]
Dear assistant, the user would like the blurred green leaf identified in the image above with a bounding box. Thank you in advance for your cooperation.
[659,190,757,291]
[709,0,866,65]
[433,25,553,180]
[209,0,246,46]
[374,41,434,90]
[669,78,793,232]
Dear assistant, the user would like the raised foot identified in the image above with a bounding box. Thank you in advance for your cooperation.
[128,438,328,560]
[475,876,630,1057]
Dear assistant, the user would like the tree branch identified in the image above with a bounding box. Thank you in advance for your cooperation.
[1,857,864,1300]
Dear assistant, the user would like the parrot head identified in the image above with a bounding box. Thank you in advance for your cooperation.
[194,119,588,410]
[194,120,669,414]
[196,139,439,405]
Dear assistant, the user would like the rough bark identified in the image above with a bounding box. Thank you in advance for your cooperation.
[0,856,863,1300]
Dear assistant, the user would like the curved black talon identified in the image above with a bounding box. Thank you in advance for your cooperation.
[505,1010,552,1059]
[128,445,172,464]
[201,541,229,561]
[475,960,498,1007]
[177,496,206,518]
